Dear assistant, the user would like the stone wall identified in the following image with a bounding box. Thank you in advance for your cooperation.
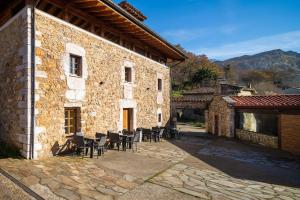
[208,96,235,137]
[236,129,278,149]
[34,10,170,158]
[280,114,300,155]
[0,7,32,158]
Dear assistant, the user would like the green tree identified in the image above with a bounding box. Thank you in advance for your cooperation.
[192,67,218,83]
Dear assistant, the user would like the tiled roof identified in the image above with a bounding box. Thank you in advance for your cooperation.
[230,95,300,108]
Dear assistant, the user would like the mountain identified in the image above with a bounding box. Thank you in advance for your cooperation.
[215,49,300,70]
[215,49,300,92]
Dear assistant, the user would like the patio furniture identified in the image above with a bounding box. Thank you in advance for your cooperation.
[142,129,152,142]
[158,128,165,142]
[94,135,107,158]
[95,132,106,140]
[151,128,160,142]
[124,133,134,150]
[130,132,140,152]
[73,135,90,158]
[95,132,108,152]
[136,128,143,142]
[84,136,99,158]
[108,132,122,151]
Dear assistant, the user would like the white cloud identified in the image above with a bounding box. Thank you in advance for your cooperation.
[194,30,300,60]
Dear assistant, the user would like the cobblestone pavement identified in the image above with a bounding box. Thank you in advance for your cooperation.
[151,163,300,200]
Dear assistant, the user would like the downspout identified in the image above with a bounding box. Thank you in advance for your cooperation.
[30,0,40,159]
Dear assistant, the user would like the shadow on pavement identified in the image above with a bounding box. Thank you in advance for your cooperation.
[169,124,300,188]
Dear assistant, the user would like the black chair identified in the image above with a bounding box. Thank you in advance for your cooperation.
[96,132,108,152]
[132,132,140,152]
[158,128,165,142]
[73,135,90,158]
[108,132,122,151]
[96,132,106,139]
[94,136,107,158]
[142,129,152,142]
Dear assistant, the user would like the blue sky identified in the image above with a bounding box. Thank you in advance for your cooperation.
[116,0,300,60]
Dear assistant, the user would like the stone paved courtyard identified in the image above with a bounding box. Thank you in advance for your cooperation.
[151,164,300,200]
[0,125,299,200]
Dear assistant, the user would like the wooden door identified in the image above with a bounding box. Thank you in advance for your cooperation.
[123,109,129,130]
[214,115,219,135]
[123,108,132,131]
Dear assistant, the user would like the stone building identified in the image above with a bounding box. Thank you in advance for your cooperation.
[171,81,255,126]
[0,0,186,159]
[208,95,300,155]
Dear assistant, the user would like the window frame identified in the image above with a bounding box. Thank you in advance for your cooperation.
[125,67,132,83]
[64,108,78,135]
[158,113,162,123]
[158,78,162,91]
[69,54,82,77]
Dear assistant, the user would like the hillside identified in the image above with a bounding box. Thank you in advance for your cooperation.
[215,49,300,93]
[216,49,300,70]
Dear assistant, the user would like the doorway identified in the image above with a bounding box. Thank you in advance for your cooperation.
[123,108,133,131]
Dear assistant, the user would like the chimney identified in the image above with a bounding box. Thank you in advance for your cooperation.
[118,1,147,22]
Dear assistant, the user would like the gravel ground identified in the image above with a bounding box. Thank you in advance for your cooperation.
[0,173,33,200]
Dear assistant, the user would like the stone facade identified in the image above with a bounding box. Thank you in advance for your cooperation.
[236,129,278,149]
[33,10,170,158]
[208,96,235,137]
[0,7,32,158]
[0,7,171,159]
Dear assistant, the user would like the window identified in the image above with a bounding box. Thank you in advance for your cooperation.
[158,78,162,91]
[65,108,78,134]
[70,54,82,76]
[158,113,162,123]
[125,67,132,82]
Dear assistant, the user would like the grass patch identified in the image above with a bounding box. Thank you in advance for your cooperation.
[189,122,205,128]
[171,90,183,98]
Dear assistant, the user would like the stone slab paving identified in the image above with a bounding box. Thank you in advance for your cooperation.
[198,142,300,170]
[150,163,300,200]
[0,173,34,200]
[136,142,188,163]
[0,157,142,200]
[117,182,200,200]
[0,141,187,200]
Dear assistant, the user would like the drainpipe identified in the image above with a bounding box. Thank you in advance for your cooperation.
[29,0,40,159]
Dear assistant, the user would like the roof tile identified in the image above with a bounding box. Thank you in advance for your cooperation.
[231,95,300,108]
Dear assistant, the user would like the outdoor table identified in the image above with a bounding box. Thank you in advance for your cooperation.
[84,136,98,158]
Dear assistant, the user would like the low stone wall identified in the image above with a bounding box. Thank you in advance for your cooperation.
[236,129,278,149]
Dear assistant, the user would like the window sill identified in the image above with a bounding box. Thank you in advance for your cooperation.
[69,74,82,78]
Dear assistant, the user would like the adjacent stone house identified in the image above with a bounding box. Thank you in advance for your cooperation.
[0,0,186,159]
[208,95,300,155]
